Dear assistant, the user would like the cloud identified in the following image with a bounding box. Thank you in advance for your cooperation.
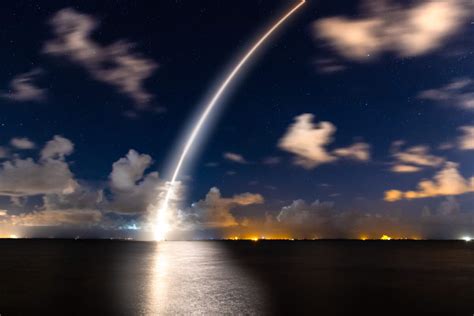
[43,8,157,108]
[110,149,153,190]
[277,199,335,224]
[278,114,337,168]
[418,77,474,110]
[0,158,77,197]
[184,187,264,228]
[391,164,422,173]
[314,58,345,74]
[333,142,371,161]
[0,68,46,102]
[9,209,102,227]
[438,142,455,150]
[262,156,281,165]
[313,0,468,62]
[108,149,161,214]
[0,136,78,197]
[385,162,474,201]
[273,199,397,239]
[10,137,36,150]
[12,186,107,228]
[278,114,371,168]
[0,143,168,234]
[41,135,74,160]
[458,126,474,150]
[315,17,381,61]
[436,196,460,216]
[390,142,444,173]
[0,145,161,215]
[168,191,474,240]
[223,152,248,164]
[0,147,8,159]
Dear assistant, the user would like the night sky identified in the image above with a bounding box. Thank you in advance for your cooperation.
[0,0,473,240]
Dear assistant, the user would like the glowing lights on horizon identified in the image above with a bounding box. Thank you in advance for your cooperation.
[227,236,291,241]
[360,235,423,241]
[461,236,472,242]
[152,0,306,241]
[0,234,20,239]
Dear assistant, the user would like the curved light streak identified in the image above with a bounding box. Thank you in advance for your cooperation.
[154,0,306,241]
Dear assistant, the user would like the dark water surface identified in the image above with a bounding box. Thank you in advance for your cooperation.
[0,240,473,315]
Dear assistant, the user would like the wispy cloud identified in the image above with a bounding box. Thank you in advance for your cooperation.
[1,68,46,102]
[385,162,474,201]
[223,152,248,164]
[390,141,445,173]
[418,77,474,110]
[43,8,157,108]
[333,142,371,162]
[314,58,345,74]
[458,126,474,150]
[0,147,9,159]
[9,209,102,227]
[10,137,36,150]
[313,0,469,62]
[262,156,281,165]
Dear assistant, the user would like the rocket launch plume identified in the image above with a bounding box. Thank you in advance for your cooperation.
[153,0,306,241]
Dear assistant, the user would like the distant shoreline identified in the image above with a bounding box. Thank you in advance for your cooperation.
[0,238,472,242]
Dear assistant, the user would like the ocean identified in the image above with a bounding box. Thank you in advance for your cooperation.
[0,240,473,315]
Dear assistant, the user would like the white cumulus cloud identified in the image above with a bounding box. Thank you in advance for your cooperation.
[108,149,162,214]
[41,135,74,160]
[278,114,370,169]
[0,136,77,197]
[184,187,264,228]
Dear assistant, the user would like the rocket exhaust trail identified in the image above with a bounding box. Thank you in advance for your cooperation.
[153,0,306,241]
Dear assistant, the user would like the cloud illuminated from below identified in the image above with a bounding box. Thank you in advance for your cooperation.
[385,162,474,201]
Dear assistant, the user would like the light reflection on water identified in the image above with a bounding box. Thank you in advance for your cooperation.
[1,240,473,314]
[142,241,266,315]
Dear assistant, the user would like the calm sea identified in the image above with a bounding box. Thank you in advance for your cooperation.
[0,240,473,315]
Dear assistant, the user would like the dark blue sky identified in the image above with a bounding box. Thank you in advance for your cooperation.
[0,0,473,239]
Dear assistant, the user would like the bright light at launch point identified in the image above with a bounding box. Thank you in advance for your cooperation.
[153,0,306,241]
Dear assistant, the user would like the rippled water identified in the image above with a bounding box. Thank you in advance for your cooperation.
[0,240,267,315]
[0,240,473,315]
[141,242,266,315]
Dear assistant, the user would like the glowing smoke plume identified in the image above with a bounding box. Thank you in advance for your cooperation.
[153,0,306,241]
